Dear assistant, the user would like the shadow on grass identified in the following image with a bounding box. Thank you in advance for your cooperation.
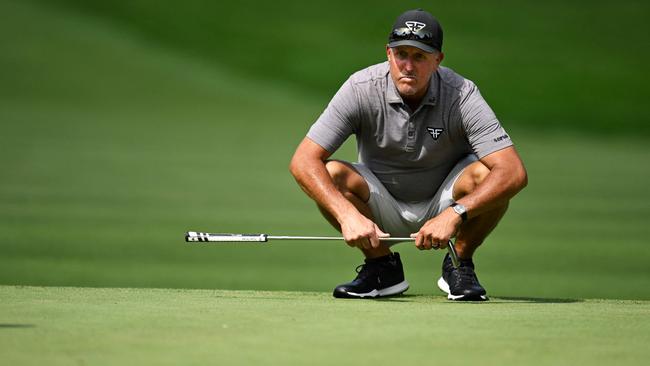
[372,295,583,304]
[0,324,36,329]
[372,294,438,303]
[207,291,583,304]
[491,296,583,304]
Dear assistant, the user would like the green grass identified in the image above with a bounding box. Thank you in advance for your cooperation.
[1,0,650,300]
[1,1,650,364]
[42,0,650,135]
[1,286,649,366]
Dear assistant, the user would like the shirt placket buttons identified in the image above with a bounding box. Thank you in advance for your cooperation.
[406,119,416,152]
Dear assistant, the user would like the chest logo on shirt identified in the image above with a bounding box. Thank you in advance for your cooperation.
[427,127,444,140]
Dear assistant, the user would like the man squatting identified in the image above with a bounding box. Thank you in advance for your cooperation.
[290,9,527,301]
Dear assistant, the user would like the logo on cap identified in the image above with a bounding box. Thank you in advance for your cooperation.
[405,21,426,31]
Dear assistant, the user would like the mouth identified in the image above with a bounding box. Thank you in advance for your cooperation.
[400,75,417,82]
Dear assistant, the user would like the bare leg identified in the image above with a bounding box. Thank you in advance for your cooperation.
[318,160,391,259]
[452,161,509,260]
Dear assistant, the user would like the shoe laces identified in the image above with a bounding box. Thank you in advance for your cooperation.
[355,263,377,281]
[355,259,394,281]
[355,254,400,281]
[454,266,479,286]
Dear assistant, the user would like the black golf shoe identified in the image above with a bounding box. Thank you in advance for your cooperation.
[437,253,488,301]
[333,252,409,298]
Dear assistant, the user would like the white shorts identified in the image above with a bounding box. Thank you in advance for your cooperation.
[352,154,478,241]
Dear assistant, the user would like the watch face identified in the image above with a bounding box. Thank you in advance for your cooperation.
[453,204,466,215]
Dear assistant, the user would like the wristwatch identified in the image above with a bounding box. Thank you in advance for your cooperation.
[450,202,468,222]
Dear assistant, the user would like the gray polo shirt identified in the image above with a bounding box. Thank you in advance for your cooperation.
[307,61,513,203]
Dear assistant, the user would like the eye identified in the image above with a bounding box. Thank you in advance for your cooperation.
[395,50,408,59]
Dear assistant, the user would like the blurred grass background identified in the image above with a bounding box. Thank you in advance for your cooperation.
[1,0,649,299]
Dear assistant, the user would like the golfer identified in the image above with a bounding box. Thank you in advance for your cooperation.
[290,9,527,300]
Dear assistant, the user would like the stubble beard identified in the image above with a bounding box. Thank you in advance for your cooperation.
[397,78,425,100]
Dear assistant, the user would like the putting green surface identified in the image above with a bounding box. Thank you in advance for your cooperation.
[1,286,649,366]
[1,2,650,364]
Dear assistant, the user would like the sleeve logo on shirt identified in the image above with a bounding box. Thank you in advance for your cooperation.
[427,127,444,140]
[493,134,510,143]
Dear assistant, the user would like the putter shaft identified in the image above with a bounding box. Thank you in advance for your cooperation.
[446,240,460,268]
[186,231,460,268]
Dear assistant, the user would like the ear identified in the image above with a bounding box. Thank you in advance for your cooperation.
[386,45,392,60]
[437,52,445,64]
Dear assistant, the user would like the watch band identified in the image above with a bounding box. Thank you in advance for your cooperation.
[450,202,468,222]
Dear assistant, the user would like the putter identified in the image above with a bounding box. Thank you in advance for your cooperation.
[185,231,460,268]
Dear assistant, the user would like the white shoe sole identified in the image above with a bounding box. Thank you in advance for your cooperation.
[346,280,410,298]
[437,277,488,301]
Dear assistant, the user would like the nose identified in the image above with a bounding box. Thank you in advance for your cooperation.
[402,57,415,73]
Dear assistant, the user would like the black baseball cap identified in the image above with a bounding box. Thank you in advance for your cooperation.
[388,9,443,53]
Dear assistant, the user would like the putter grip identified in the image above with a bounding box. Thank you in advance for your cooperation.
[185,232,268,242]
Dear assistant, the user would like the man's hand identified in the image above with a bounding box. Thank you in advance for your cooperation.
[410,208,462,250]
[340,212,390,249]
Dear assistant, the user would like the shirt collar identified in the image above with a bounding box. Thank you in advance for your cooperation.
[386,72,403,104]
[422,72,439,106]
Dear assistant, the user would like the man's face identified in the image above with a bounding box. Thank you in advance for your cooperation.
[387,45,443,102]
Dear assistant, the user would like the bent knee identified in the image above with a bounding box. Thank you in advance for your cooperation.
[324,160,369,200]
[469,161,490,186]
[324,160,350,186]
[454,161,490,199]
